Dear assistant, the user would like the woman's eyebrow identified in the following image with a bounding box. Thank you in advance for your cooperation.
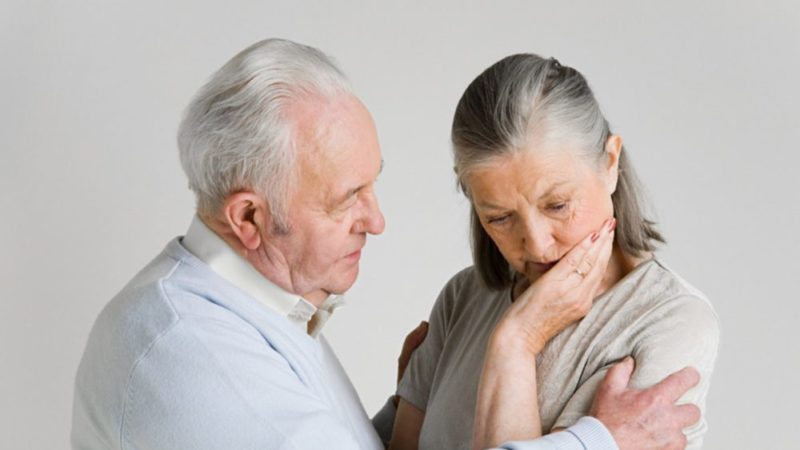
[538,181,569,199]
[475,201,506,211]
[476,181,570,211]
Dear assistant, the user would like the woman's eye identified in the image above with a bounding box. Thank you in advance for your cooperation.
[488,215,510,225]
[547,202,568,212]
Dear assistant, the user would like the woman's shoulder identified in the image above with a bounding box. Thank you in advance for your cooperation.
[433,265,506,316]
[651,259,715,304]
[440,265,499,296]
[625,258,720,331]
[443,265,484,288]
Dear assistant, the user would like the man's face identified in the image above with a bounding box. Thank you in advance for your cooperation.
[264,94,385,302]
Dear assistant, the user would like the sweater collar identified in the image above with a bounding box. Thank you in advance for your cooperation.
[181,215,344,337]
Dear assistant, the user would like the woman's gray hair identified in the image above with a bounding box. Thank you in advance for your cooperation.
[177,38,351,231]
[451,53,664,290]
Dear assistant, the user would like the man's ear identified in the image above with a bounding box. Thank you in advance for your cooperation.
[221,192,271,250]
[604,134,623,194]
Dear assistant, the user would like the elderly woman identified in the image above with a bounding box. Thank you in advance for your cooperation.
[388,54,719,450]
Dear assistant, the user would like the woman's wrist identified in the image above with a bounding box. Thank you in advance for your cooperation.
[488,319,545,361]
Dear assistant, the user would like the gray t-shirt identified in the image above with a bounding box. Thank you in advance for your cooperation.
[397,258,719,450]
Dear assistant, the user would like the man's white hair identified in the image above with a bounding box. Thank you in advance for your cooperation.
[177,38,352,231]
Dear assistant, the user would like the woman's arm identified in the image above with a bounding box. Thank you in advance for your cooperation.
[472,329,543,448]
[473,219,616,449]
[547,294,718,448]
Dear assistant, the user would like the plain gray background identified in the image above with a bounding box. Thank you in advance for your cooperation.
[2,1,799,448]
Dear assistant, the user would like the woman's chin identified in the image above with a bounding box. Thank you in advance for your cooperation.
[523,261,557,281]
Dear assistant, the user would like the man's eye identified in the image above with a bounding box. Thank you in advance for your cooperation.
[342,195,358,208]
[547,202,567,212]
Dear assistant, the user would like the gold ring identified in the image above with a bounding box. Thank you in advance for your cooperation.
[575,268,586,278]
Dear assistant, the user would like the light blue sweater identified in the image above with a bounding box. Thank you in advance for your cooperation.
[71,237,387,449]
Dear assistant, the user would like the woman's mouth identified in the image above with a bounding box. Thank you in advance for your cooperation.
[529,260,558,273]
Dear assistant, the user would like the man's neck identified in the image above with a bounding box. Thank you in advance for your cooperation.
[199,213,329,307]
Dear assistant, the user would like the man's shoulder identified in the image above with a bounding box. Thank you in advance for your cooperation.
[93,242,207,344]
[81,238,271,371]
[72,240,282,448]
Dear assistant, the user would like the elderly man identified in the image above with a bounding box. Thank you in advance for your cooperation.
[72,39,700,450]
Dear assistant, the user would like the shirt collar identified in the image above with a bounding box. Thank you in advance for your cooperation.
[181,215,345,336]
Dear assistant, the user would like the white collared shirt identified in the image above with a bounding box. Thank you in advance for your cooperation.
[181,215,344,337]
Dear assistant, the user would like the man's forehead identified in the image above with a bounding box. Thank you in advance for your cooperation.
[291,94,371,154]
[288,95,381,201]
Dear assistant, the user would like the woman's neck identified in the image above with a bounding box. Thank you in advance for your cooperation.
[598,243,650,297]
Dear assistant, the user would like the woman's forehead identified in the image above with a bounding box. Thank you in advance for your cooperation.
[475,148,585,183]
[467,149,595,205]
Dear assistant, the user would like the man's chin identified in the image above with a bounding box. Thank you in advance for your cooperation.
[327,266,360,295]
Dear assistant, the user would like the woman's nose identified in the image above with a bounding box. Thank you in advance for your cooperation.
[521,216,554,261]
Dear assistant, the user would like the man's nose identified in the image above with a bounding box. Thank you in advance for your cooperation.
[359,191,385,235]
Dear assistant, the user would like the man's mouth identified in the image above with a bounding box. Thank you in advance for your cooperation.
[344,249,362,261]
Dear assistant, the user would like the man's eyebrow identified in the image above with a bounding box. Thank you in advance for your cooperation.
[336,159,384,204]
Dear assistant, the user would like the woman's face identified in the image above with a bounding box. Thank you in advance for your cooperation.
[466,137,621,284]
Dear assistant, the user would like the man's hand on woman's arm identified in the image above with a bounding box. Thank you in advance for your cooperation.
[381,321,428,450]
[591,357,701,450]
[373,321,429,448]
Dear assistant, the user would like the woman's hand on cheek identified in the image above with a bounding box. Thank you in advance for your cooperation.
[494,218,616,356]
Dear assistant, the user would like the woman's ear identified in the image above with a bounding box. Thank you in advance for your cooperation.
[604,134,623,194]
[222,192,271,250]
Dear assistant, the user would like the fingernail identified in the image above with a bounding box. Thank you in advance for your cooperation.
[590,232,599,242]
[608,218,617,232]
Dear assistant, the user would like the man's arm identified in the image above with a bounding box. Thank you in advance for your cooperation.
[491,417,617,450]
[374,321,429,448]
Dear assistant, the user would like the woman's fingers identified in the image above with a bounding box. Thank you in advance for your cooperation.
[580,218,615,275]
[581,219,616,295]
[550,228,595,282]
[551,218,616,284]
